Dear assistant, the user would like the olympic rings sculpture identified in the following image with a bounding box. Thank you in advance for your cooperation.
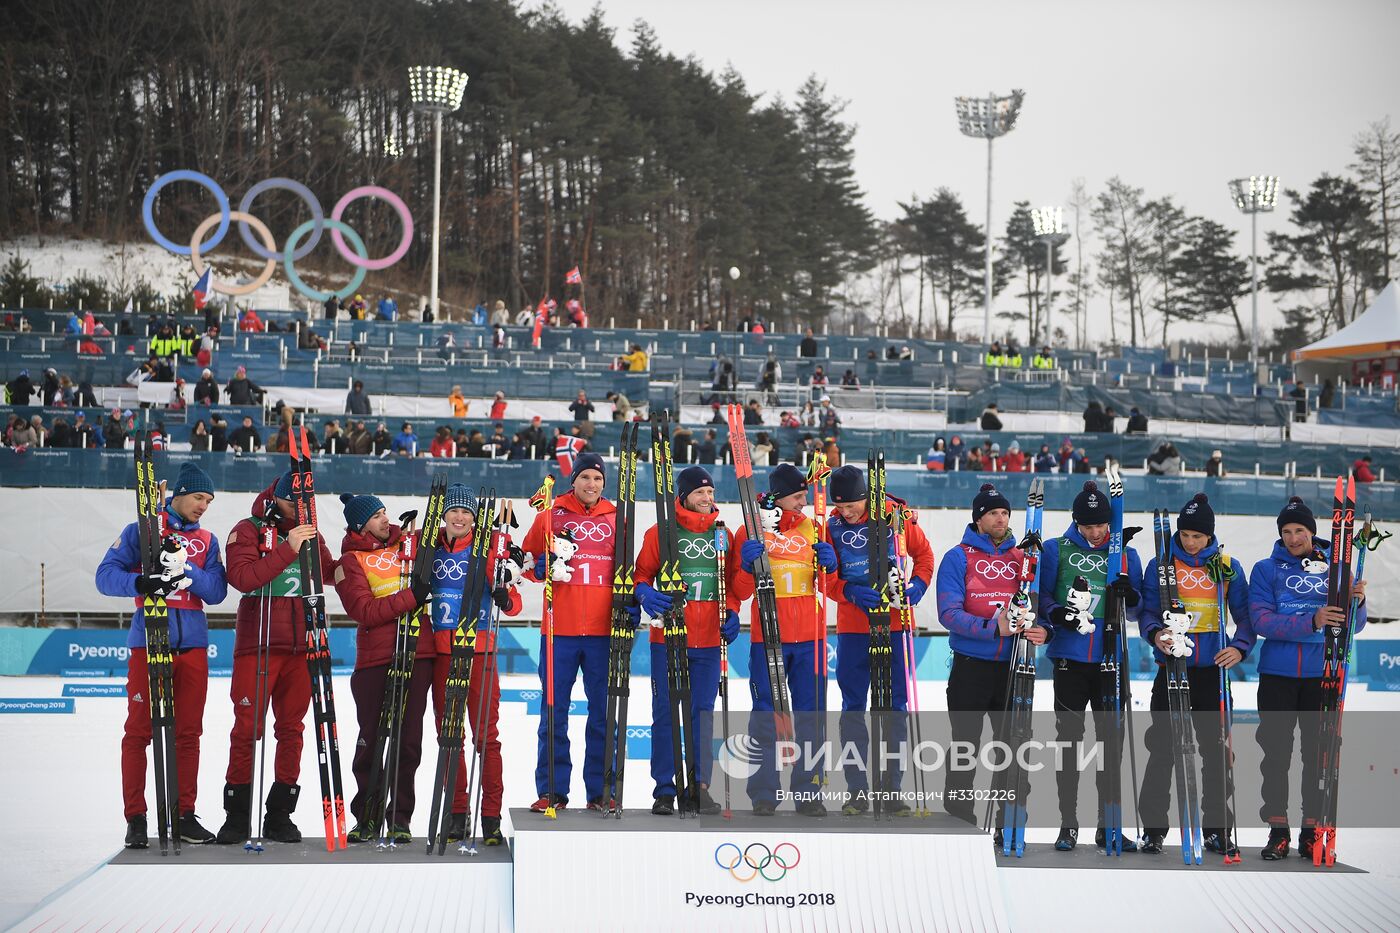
[714,841,801,882]
[141,170,413,301]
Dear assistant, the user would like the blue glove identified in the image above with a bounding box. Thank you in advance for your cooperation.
[635,582,673,617]
[813,542,838,572]
[905,577,928,606]
[740,539,766,573]
[534,554,547,580]
[624,603,642,629]
[844,582,881,611]
[720,610,740,644]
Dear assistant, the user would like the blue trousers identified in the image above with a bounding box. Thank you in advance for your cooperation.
[649,643,721,796]
[837,631,910,794]
[534,634,609,802]
[747,639,829,804]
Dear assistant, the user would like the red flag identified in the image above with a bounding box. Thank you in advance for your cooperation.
[192,268,211,310]
[532,299,547,348]
[565,265,582,285]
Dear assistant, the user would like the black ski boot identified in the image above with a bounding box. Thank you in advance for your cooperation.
[1204,830,1240,858]
[481,816,505,846]
[694,785,721,816]
[1095,827,1138,852]
[124,814,148,849]
[1054,827,1078,851]
[1260,826,1290,860]
[841,797,869,817]
[347,821,375,844]
[651,795,676,816]
[751,799,776,816]
[215,783,252,845]
[178,811,215,844]
[262,782,302,844]
[992,829,1004,851]
[1139,833,1166,854]
[795,799,828,818]
[1297,827,1317,861]
[445,812,469,843]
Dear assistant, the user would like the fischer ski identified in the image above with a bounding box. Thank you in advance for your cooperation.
[867,449,894,819]
[1154,509,1203,865]
[715,519,733,820]
[1206,545,1242,864]
[1099,461,1139,855]
[997,478,1044,857]
[529,476,560,817]
[601,421,640,817]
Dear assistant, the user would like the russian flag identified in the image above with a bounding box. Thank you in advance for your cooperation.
[565,265,582,285]
[192,268,212,310]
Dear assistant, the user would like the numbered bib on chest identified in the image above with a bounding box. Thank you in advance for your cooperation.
[1054,540,1107,617]
[677,529,720,602]
[351,547,404,598]
[557,510,615,587]
[767,518,815,599]
[1173,559,1222,634]
[962,545,1021,617]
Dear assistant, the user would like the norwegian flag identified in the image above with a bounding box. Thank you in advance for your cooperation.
[532,299,548,348]
[192,268,212,310]
[565,265,582,285]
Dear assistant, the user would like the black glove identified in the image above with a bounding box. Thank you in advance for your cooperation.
[134,573,171,597]
[1109,577,1139,608]
[492,586,512,612]
[1122,526,1143,545]
[411,576,433,605]
[1049,605,1076,629]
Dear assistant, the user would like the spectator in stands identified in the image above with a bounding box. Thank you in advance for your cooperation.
[57,374,77,406]
[421,303,433,323]
[12,415,42,448]
[984,342,1004,367]
[965,445,985,471]
[178,323,199,356]
[449,386,469,418]
[1205,449,1225,478]
[392,422,418,457]
[566,299,588,328]
[228,416,261,453]
[800,327,818,358]
[1290,380,1308,421]
[490,300,510,326]
[1126,407,1148,434]
[521,416,548,459]
[751,431,777,466]
[465,431,491,457]
[104,409,128,449]
[6,369,34,405]
[376,295,397,321]
[1319,378,1335,409]
[1083,400,1107,433]
[488,423,509,457]
[225,366,262,405]
[196,328,217,368]
[946,435,965,471]
[431,426,457,458]
[453,428,471,456]
[811,365,828,388]
[323,295,338,321]
[348,294,368,319]
[698,429,718,465]
[1104,405,1118,429]
[340,420,366,455]
[41,367,60,405]
[297,324,326,351]
[744,399,764,426]
[605,391,632,421]
[823,435,841,467]
[238,308,265,333]
[569,389,595,424]
[708,402,725,424]
[709,358,736,399]
[987,442,1003,471]
[818,396,841,437]
[436,331,455,362]
[490,391,507,420]
[345,380,372,417]
[1072,448,1091,473]
[760,355,781,399]
[1057,438,1076,473]
[194,369,219,406]
[1032,346,1055,370]
[321,420,345,455]
[64,310,82,339]
[1147,442,1183,475]
[507,432,529,460]
[620,343,648,372]
[841,369,860,388]
[189,419,210,452]
[150,322,178,358]
[797,401,817,428]
[370,423,392,456]
[1353,455,1376,483]
[780,410,800,428]
[169,378,188,411]
[979,403,1003,431]
[1034,444,1057,473]
[514,306,534,328]
[1004,440,1027,473]
[793,433,817,466]
[925,438,947,471]
[72,411,101,448]
[492,323,507,350]
[209,414,228,452]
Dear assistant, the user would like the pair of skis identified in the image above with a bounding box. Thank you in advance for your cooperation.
[996,478,1044,857]
[867,449,895,819]
[651,411,700,815]
[715,520,733,819]
[891,503,928,814]
[361,477,447,847]
[1100,462,1141,855]
[287,424,348,851]
[529,476,559,816]
[1153,509,1203,865]
[132,436,180,856]
[1206,545,1242,864]
[600,421,640,816]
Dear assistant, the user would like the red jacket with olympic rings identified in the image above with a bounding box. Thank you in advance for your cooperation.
[521,490,617,637]
[334,524,433,670]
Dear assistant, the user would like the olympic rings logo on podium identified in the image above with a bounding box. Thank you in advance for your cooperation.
[714,841,801,882]
[141,170,414,302]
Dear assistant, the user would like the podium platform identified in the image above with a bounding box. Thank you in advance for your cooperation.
[510,807,1009,932]
[13,838,513,932]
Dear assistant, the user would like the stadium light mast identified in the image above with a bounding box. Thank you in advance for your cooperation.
[1228,175,1280,365]
[1031,205,1070,347]
[955,89,1026,347]
[408,65,469,321]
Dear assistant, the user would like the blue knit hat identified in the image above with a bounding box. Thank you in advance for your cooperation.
[445,483,477,513]
[1072,481,1111,525]
[677,466,714,504]
[274,470,295,499]
[171,462,215,499]
[972,483,1010,523]
[340,492,386,532]
[829,465,867,504]
[1277,496,1316,536]
[571,452,605,484]
[768,463,807,499]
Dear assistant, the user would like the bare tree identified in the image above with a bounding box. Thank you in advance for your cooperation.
[1351,116,1400,281]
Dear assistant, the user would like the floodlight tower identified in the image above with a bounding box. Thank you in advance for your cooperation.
[955,89,1026,346]
[408,65,470,320]
[1228,175,1280,365]
[1031,205,1070,347]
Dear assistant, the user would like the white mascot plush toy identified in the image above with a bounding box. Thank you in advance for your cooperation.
[1065,575,1096,635]
[551,529,579,582]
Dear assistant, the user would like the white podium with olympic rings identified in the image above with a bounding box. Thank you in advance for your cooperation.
[510,808,1007,932]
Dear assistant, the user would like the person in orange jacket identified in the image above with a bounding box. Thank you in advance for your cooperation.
[823,464,935,816]
[333,494,433,843]
[633,466,742,816]
[520,453,636,811]
[731,463,840,816]
[427,484,522,846]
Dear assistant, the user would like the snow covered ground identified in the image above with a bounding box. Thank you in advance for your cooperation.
[2,672,1398,931]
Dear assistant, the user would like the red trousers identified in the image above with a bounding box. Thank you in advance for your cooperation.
[122,648,208,819]
[349,662,432,827]
[430,634,504,818]
[224,651,311,786]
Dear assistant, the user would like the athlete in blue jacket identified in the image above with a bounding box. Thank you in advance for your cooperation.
[1249,496,1367,861]
[95,462,228,849]
[1137,494,1254,856]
